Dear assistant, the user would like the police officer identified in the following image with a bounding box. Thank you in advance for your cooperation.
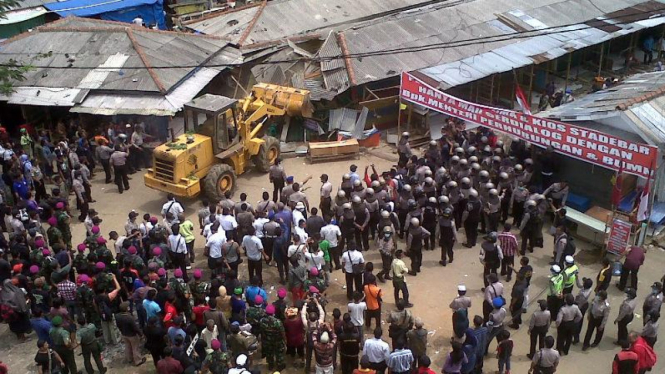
[480,232,503,287]
[497,172,513,224]
[406,218,430,275]
[397,185,413,239]
[398,132,412,165]
[479,182,493,233]
[548,265,564,322]
[352,195,370,251]
[341,174,353,197]
[562,256,579,295]
[333,190,348,222]
[519,200,538,255]
[377,226,395,282]
[339,203,355,251]
[438,207,457,266]
[486,188,501,233]
[422,197,437,251]
[511,181,529,226]
[447,181,463,228]
[462,189,482,248]
[556,293,582,355]
[365,188,381,241]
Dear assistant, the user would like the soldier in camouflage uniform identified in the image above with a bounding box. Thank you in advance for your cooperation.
[94,237,113,264]
[76,275,101,329]
[46,216,65,249]
[260,304,286,371]
[84,227,101,253]
[169,268,191,316]
[189,269,209,302]
[201,339,231,374]
[246,295,267,338]
[73,243,90,276]
[147,247,165,269]
[94,262,113,293]
[304,268,327,293]
[56,204,72,249]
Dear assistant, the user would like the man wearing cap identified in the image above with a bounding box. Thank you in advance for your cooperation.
[547,265,564,322]
[261,304,286,371]
[49,315,79,374]
[561,255,578,295]
[201,339,232,374]
[313,325,337,374]
[614,288,638,344]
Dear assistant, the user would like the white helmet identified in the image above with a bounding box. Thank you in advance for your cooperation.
[424,177,434,185]
[525,158,534,165]
[459,159,468,166]
[455,147,464,154]
[451,155,460,163]
[447,181,458,188]
[381,210,390,218]
[479,170,490,178]
[551,265,562,274]
[365,188,374,195]
[492,155,501,162]
[337,190,346,198]
[353,179,362,187]
[437,166,446,174]
[536,194,545,201]
[428,197,437,204]
[468,146,476,154]
[429,140,437,146]
[469,156,479,163]
[485,183,495,190]
[403,184,412,192]
[352,195,362,204]
[461,177,471,185]
[489,189,498,196]
[471,163,481,171]
[469,188,479,198]
[343,173,351,180]
[371,180,381,188]
[342,202,352,209]
[438,195,449,204]
[514,164,523,171]
[526,200,536,207]
[425,169,433,176]
[402,132,410,137]
[499,172,509,179]
[410,217,420,227]
[565,255,575,265]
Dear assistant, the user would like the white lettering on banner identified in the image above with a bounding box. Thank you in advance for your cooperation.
[400,72,658,177]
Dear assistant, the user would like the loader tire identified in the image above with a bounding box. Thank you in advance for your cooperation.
[204,164,236,202]
[253,136,280,172]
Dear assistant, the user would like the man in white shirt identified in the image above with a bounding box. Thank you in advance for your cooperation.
[341,243,365,300]
[109,230,127,255]
[205,223,226,276]
[363,328,391,373]
[294,219,308,244]
[293,202,306,227]
[217,208,238,240]
[161,194,184,222]
[320,219,341,270]
[288,236,307,267]
[319,174,333,218]
[348,292,368,344]
[168,223,188,281]
[242,227,268,285]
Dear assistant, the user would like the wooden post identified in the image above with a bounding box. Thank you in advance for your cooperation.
[397,99,402,139]
[489,74,495,104]
[564,53,572,95]
[527,65,535,110]
[407,104,413,134]
[510,73,516,109]
[598,42,605,76]
[496,74,502,106]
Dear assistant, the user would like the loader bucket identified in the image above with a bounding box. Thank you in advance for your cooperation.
[252,82,314,118]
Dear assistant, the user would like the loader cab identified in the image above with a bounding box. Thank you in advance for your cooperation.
[183,94,240,154]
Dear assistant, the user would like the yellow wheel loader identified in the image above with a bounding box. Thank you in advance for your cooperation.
[144,83,313,202]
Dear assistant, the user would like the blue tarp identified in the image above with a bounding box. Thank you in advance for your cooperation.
[45,0,166,30]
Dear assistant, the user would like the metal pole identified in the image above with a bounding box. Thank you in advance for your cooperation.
[598,42,605,76]
[564,53,572,96]
[528,65,535,110]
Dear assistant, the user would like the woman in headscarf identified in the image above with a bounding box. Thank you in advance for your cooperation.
[0,278,31,340]
[216,285,232,319]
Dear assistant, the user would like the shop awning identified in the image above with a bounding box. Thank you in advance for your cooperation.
[0,87,89,106]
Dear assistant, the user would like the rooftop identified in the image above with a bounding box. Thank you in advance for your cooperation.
[0,17,239,94]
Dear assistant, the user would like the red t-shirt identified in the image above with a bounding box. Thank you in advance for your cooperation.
[163,302,178,329]
[193,305,210,327]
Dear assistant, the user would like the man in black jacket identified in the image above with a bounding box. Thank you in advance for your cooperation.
[115,301,146,366]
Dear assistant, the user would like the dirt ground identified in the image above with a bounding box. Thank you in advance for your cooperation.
[1,145,664,373]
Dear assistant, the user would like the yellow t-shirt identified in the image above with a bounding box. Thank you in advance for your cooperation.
[179,220,195,243]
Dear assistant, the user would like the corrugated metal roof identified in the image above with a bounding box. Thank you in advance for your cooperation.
[327,0,665,90]
[187,0,444,45]
[0,87,88,106]
[0,17,236,95]
[0,7,47,25]
[627,101,665,143]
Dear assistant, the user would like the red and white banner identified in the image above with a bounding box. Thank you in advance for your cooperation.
[400,72,659,178]
[606,218,632,255]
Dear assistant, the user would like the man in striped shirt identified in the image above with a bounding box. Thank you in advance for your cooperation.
[498,223,519,282]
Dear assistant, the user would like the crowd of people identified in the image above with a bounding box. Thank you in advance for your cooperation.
[0,121,661,374]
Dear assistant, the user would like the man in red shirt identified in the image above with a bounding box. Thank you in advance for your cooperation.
[617,246,645,291]
[629,332,657,374]
[157,347,184,374]
[613,340,639,374]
